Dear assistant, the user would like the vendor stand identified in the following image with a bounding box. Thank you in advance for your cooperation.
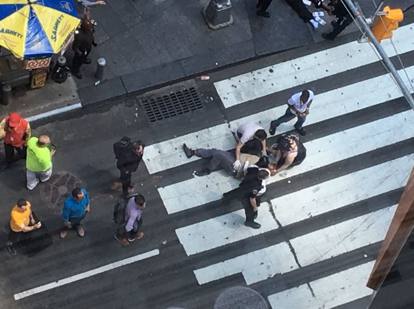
[0,0,80,104]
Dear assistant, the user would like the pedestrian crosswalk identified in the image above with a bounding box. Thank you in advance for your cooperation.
[144,23,414,308]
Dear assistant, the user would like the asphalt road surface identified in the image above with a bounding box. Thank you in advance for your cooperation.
[1,23,414,309]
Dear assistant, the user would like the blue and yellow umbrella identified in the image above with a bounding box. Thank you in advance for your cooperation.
[0,0,80,59]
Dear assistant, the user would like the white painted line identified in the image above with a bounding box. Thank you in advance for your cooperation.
[267,262,375,309]
[194,205,395,285]
[146,65,414,174]
[195,241,296,285]
[214,23,414,108]
[26,102,82,122]
[161,109,414,214]
[14,249,160,301]
[176,154,414,256]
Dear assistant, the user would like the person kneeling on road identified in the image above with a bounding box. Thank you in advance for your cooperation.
[6,199,42,255]
[234,122,267,171]
[269,133,306,173]
[60,187,90,239]
[114,194,146,246]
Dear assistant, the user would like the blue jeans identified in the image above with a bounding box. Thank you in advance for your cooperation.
[270,107,306,131]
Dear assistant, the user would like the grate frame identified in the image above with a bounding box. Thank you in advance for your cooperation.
[140,87,204,123]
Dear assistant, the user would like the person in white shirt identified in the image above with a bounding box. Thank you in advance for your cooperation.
[269,89,314,136]
[233,122,267,172]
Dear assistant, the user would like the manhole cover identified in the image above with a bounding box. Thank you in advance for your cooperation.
[214,286,269,309]
[140,86,204,123]
[40,171,83,214]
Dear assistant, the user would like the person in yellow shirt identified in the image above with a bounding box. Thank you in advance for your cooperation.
[6,199,42,255]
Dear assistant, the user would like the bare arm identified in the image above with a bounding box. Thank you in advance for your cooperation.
[235,142,243,161]
[249,197,258,211]
[276,153,295,173]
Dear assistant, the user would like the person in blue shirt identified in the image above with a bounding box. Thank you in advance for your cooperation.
[60,187,90,239]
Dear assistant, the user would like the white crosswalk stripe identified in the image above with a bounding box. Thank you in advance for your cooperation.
[194,205,396,285]
[144,65,414,174]
[176,155,413,255]
[143,25,414,308]
[161,110,414,214]
[214,23,414,108]
[267,262,375,309]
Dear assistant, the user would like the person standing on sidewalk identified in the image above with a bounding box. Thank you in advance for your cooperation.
[321,0,353,40]
[60,187,90,239]
[71,18,95,79]
[26,135,55,191]
[269,89,314,136]
[284,0,330,29]
[114,194,145,246]
[113,137,144,197]
[256,0,273,17]
[6,199,42,255]
[0,113,31,168]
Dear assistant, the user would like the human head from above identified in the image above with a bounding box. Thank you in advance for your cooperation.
[37,135,51,147]
[71,187,84,202]
[300,90,310,104]
[134,194,146,209]
[254,129,267,141]
[7,112,22,129]
[16,198,28,211]
[133,141,145,155]
[272,134,298,154]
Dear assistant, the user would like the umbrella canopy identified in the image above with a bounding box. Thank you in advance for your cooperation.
[0,0,80,59]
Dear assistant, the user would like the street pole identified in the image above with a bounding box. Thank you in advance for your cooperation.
[343,0,414,110]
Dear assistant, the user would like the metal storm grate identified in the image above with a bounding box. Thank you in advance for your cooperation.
[140,87,204,123]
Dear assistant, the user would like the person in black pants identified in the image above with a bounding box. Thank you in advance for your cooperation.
[322,0,353,40]
[71,17,95,79]
[113,137,145,197]
[257,0,273,17]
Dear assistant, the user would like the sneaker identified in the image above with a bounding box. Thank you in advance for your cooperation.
[183,143,194,158]
[256,10,270,18]
[309,19,319,29]
[76,225,85,237]
[60,230,68,239]
[244,221,261,229]
[195,168,211,176]
[295,127,306,136]
[128,232,144,242]
[269,126,277,136]
[322,33,335,41]
[6,245,16,256]
[114,234,130,246]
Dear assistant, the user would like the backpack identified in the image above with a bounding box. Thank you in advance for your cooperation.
[113,194,138,224]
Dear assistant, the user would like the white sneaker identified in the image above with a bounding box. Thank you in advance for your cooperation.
[310,19,319,29]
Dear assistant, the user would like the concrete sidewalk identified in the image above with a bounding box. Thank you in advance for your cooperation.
[73,0,412,105]
[1,0,412,120]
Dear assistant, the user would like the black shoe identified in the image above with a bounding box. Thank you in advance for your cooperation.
[256,11,270,18]
[6,245,16,256]
[322,33,335,41]
[72,71,83,79]
[183,143,194,158]
[295,127,306,136]
[195,168,211,176]
[244,221,261,229]
[83,58,92,64]
[269,126,277,136]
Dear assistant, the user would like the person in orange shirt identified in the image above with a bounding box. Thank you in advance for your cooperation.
[6,199,42,255]
[0,112,31,168]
